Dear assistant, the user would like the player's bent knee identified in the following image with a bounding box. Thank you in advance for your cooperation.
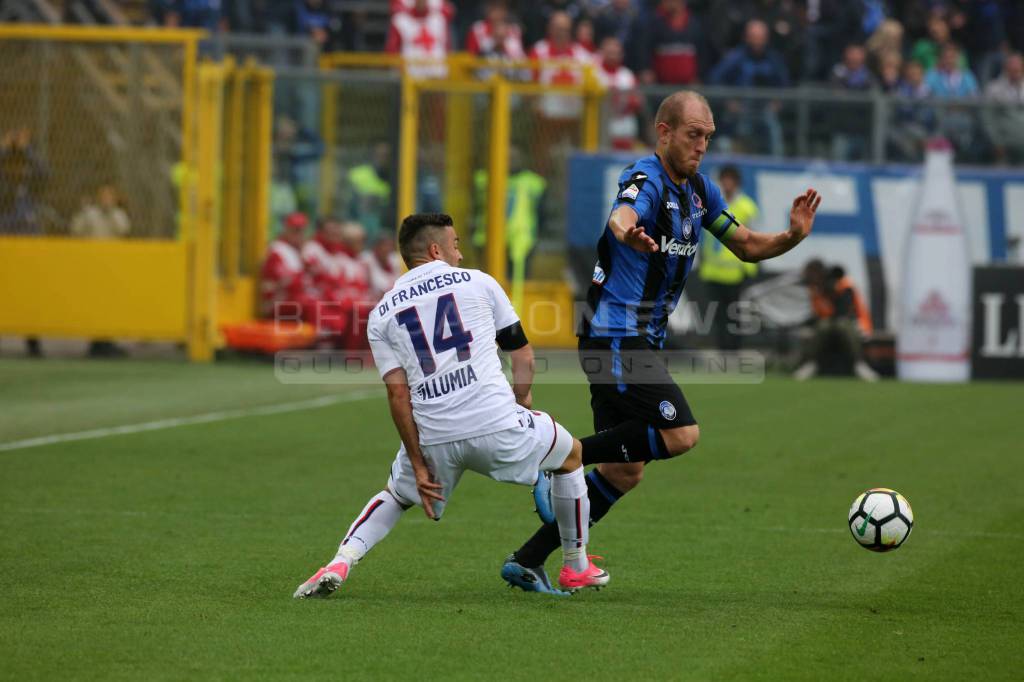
[554,438,583,473]
[660,424,700,457]
[597,462,645,492]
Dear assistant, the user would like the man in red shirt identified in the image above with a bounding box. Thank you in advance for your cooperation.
[386,0,453,78]
[466,1,524,59]
[596,36,641,150]
[529,11,593,173]
[637,0,706,85]
[260,212,346,340]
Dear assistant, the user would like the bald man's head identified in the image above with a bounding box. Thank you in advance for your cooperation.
[655,91,711,131]
[654,90,715,181]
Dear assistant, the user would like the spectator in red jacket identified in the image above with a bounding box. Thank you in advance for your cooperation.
[336,221,374,350]
[259,212,345,338]
[386,0,453,78]
[528,11,592,172]
[636,0,707,85]
[465,0,524,59]
[596,36,642,150]
[362,234,402,302]
[302,216,349,306]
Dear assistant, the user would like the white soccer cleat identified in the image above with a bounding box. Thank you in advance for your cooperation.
[293,562,350,599]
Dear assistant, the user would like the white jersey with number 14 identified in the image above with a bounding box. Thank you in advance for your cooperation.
[367,260,522,445]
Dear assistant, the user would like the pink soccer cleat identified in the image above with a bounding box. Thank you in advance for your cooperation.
[558,555,610,592]
[292,562,350,599]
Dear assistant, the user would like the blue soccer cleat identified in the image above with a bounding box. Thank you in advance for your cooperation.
[532,471,555,524]
[501,554,569,596]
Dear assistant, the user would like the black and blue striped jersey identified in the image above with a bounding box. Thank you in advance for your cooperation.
[579,154,740,347]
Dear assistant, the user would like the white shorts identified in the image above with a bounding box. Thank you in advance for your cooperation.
[386,408,574,519]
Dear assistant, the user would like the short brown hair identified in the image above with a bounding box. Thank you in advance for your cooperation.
[398,213,453,267]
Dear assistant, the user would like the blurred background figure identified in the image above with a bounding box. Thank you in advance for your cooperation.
[698,165,758,351]
[466,1,523,59]
[829,43,875,160]
[273,116,323,216]
[154,0,226,32]
[386,0,452,79]
[592,0,640,58]
[794,260,878,382]
[888,59,936,162]
[529,11,591,173]
[595,36,641,151]
[0,127,47,236]
[70,185,131,239]
[709,19,789,156]
[473,146,546,310]
[362,233,401,301]
[346,142,392,241]
[983,52,1024,165]
[69,183,132,358]
[635,0,705,86]
[336,221,373,351]
[260,211,314,321]
[866,19,905,74]
[466,0,527,79]
[259,211,344,343]
[910,10,965,72]
[925,43,981,160]
[302,215,351,345]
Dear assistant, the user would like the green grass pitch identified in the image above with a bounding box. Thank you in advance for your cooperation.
[1,358,1022,680]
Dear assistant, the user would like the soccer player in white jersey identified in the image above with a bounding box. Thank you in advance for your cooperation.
[294,213,609,598]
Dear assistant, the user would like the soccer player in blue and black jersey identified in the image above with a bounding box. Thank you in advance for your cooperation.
[501,90,821,594]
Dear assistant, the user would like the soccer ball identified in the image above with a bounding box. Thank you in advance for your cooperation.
[848,488,914,552]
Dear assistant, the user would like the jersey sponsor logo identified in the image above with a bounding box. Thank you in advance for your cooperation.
[619,183,640,200]
[692,193,703,210]
[591,264,607,285]
[659,400,677,421]
[415,364,479,400]
[665,200,679,210]
[659,235,698,257]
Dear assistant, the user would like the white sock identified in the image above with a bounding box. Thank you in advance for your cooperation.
[552,467,589,572]
[331,491,405,568]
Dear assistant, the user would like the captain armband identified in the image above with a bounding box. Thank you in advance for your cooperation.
[496,321,529,351]
[709,210,741,240]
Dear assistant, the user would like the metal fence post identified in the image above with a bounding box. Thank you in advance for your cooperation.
[487,78,510,293]
[189,62,224,362]
[397,73,419,234]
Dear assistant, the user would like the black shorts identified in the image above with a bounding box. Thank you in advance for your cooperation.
[577,336,697,433]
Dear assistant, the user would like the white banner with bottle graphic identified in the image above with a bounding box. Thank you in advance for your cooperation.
[895,141,971,382]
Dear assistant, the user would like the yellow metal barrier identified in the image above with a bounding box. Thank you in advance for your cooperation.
[0,237,187,338]
[486,79,510,291]
[0,27,274,361]
[386,62,601,346]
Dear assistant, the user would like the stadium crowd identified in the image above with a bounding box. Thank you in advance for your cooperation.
[132,1,1024,163]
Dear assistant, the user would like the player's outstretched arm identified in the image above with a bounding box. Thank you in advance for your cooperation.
[724,188,821,262]
[609,205,658,253]
[383,368,444,519]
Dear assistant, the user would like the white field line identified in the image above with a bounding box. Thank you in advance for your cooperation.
[0,390,380,453]
[0,506,1020,541]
